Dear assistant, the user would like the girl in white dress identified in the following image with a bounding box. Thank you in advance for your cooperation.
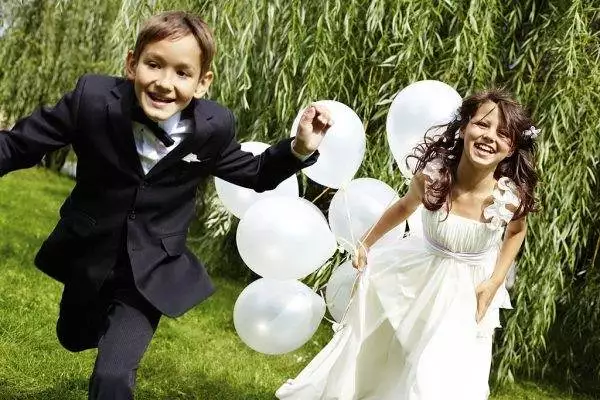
[276,89,539,400]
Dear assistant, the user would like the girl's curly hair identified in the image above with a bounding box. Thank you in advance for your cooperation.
[408,89,538,220]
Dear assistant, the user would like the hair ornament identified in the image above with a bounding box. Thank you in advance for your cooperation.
[453,109,462,122]
[522,125,540,139]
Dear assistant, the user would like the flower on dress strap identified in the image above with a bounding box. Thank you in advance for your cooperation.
[497,176,517,192]
[495,177,520,207]
[483,177,520,230]
[422,158,444,181]
[483,199,514,230]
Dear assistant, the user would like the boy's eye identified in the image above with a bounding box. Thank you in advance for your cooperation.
[177,70,190,78]
[147,61,159,69]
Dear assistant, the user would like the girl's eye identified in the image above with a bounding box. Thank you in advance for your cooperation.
[147,61,159,69]
[177,71,190,78]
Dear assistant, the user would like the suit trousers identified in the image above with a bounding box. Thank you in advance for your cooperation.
[56,249,162,400]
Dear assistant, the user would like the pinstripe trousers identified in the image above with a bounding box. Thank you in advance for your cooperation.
[56,250,162,400]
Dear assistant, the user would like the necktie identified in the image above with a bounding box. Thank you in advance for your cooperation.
[131,106,175,147]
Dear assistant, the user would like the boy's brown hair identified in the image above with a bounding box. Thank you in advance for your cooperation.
[132,11,216,75]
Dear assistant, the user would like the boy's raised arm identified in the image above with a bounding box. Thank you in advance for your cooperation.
[0,76,84,177]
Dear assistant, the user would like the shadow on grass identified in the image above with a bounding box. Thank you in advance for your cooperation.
[0,370,276,400]
[0,377,88,400]
[136,371,276,400]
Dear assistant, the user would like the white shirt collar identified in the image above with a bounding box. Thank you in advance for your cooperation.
[157,111,181,135]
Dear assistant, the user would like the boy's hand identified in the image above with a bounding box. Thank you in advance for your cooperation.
[292,104,333,155]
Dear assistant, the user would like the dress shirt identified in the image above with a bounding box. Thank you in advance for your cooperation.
[133,111,313,175]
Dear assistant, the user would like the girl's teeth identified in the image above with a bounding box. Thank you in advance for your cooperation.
[475,144,494,154]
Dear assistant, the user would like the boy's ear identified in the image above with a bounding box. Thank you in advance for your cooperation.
[125,50,137,81]
[194,71,214,99]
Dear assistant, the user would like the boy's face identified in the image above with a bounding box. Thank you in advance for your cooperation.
[125,34,213,122]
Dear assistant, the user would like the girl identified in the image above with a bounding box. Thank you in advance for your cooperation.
[276,89,538,400]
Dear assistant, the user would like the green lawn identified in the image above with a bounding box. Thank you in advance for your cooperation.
[0,168,591,399]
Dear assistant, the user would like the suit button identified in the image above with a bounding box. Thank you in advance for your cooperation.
[128,212,136,220]
[140,182,147,190]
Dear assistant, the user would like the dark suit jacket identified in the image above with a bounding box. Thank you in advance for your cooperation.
[0,74,318,317]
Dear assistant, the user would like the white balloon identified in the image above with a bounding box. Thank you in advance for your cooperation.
[386,80,462,179]
[325,260,359,322]
[290,100,366,189]
[396,137,421,179]
[328,178,405,254]
[407,205,424,238]
[236,196,337,280]
[234,278,326,354]
[215,141,299,218]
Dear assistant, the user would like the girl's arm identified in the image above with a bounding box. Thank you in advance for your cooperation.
[475,216,527,322]
[353,173,424,269]
[490,216,528,285]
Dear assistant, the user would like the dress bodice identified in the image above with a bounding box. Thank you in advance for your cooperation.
[423,209,504,253]
[421,159,521,254]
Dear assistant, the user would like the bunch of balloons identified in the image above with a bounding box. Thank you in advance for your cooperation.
[217,100,365,355]
[214,81,462,355]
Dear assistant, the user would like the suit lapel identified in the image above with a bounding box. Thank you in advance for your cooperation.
[106,81,145,178]
[145,99,214,180]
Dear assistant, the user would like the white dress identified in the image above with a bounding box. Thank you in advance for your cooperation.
[276,170,519,400]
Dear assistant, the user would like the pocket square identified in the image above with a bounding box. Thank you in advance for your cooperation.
[182,153,207,163]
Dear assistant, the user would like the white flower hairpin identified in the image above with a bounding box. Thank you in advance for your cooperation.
[453,109,462,121]
[522,125,540,139]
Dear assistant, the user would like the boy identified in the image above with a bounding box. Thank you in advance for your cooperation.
[0,10,331,399]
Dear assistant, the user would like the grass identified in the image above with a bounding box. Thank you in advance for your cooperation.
[0,167,593,400]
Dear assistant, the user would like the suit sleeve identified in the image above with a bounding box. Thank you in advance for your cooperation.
[0,75,86,176]
[212,110,319,192]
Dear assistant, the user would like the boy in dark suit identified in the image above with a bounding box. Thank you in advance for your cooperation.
[0,10,332,399]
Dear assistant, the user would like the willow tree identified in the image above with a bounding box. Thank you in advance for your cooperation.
[0,0,120,169]
[2,0,599,392]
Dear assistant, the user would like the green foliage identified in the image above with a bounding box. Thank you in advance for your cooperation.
[1,0,599,393]
[0,0,121,169]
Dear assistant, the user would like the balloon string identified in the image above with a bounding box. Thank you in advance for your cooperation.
[312,187,331,204]
[320,271,363,329]
[342,185,356,250]
[352,194,398,262]
[330,186,399,326]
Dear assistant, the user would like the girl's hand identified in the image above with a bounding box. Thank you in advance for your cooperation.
[352,242,369,270]
[475,278,502,323]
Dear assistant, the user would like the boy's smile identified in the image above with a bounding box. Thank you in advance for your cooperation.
[125,34,213,122]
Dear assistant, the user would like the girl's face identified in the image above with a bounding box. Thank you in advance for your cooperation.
[460,101,513,170]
